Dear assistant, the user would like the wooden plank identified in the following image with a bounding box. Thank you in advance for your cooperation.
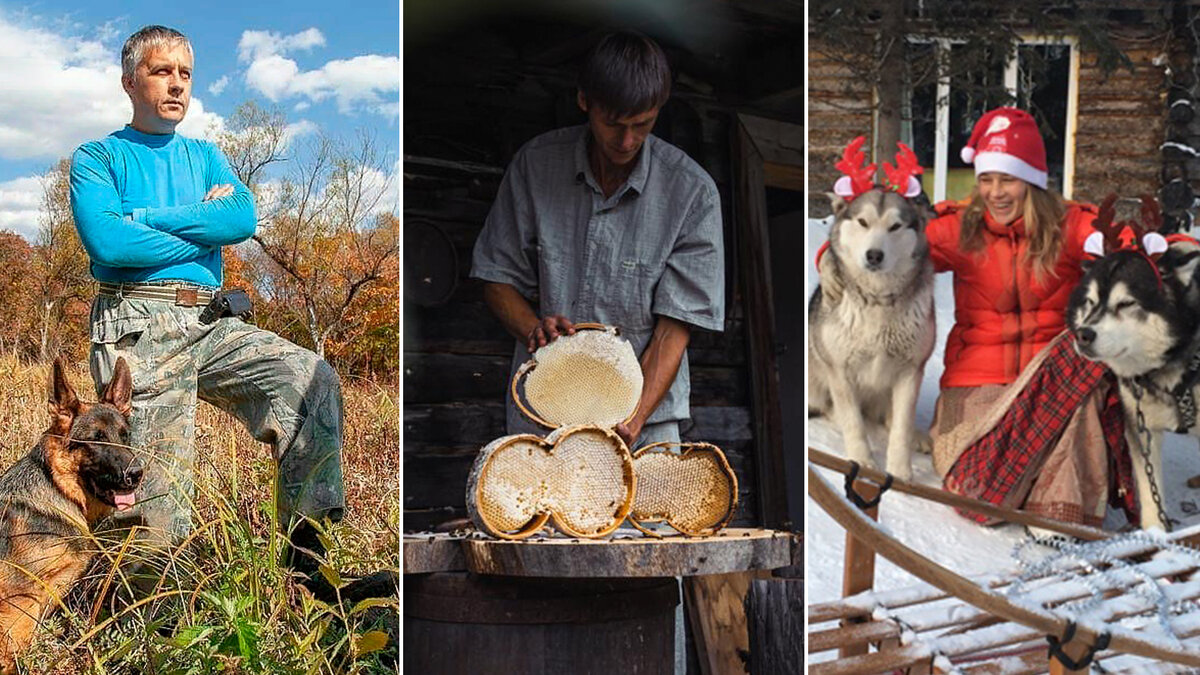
[460,528,794,578]
[807,644,932,675]
[763,161,804,191]
[840,479,880,660]
[403,506,467,533]
[683,572,758,675]
[403,353,510,403]
[809,619,898,654]
[686,406,754,442]
[403,444,476,509]
[746,577,803,675]
[733,117,787,528]
[405,573,677,674]
[404,535,468,574]
[404,402,507,445]
[810,448,1111,542]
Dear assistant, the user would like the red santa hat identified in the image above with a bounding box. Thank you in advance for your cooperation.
[960,107,1048,189]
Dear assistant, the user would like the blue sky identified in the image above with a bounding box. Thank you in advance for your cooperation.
[0,1,399,239]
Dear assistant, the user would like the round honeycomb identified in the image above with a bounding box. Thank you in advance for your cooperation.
[520,328,642,428]
[630,444,737,537]
[466,426,635,539]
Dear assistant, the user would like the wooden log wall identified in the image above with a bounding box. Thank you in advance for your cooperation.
[807,30,1172,215]
[1072,34,1167,203]
[807,38,874,218]
[403,37,761,533]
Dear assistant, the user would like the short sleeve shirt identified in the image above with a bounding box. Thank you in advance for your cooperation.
[471,125,725,431]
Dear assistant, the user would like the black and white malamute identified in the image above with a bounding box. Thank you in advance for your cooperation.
[1067,198,1200,530]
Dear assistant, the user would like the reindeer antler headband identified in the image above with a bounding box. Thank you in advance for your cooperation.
[1083,193,1168,260]
[1084,193,1170,289]
[833,136,924,200]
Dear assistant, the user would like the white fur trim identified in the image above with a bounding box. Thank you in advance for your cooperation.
[1143,233,1168,256]
[1084,231,1106,257]
[972,152,1048,189]
[961,147,976,164]
[833,176,855,197]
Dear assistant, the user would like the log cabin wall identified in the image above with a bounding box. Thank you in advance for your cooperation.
[807,38,874,218]
[807,19,1173,219]
[1073,33,1167,204]
[403,11,801,533]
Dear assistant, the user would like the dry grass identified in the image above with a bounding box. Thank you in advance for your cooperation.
[0,356,399,673]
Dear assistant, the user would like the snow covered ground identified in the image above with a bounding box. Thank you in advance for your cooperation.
[805,216,1200,664]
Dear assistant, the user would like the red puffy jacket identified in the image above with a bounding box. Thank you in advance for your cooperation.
[927,201,1097,388]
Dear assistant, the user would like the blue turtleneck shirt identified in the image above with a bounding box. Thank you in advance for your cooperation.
[69,126,256,287]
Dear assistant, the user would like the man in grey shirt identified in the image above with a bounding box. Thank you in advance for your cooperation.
[471,31,724,448]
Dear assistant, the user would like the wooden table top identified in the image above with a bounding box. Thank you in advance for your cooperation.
[404,527,799,577]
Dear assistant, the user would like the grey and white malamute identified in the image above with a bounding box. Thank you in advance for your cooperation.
[809,189,936,481]
[1067,228,1200,530]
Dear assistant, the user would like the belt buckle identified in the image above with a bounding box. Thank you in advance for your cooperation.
[175,288,199,307]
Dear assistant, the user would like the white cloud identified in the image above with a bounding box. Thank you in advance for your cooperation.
[283,120,319,146]
[0,17,226,160]
[0,175,44,241]
[208,75,229,96]
[293,101,310,112]
[349,159,398,216]
[238,28,325,63]
[238,28,398,118]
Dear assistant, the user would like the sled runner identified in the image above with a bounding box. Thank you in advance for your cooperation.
[809,449,1200,672]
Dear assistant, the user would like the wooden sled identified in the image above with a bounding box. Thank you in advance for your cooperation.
[809,448,1200,673]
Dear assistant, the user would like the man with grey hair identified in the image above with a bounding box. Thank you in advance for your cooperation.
[67,25,375,600]
[472,31,725,449]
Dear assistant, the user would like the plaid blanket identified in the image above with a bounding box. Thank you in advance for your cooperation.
[943,335,1137,525]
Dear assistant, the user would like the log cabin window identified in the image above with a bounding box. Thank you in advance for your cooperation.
[903,37,1078,202]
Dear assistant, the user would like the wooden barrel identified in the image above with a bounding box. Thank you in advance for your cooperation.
[404,572,679,674]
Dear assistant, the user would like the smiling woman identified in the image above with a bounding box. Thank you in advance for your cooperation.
[923,107,1137,533]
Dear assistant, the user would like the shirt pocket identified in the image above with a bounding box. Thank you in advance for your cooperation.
[613,257,661,332]
[535,243,570,308]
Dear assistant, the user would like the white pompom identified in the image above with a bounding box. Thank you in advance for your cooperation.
[1083,231,1106,257]
[961,146,976,164]
[904,176,922,198]
[833,176,855,197]
[1143,232,1168,256]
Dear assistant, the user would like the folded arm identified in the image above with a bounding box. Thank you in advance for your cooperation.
[70,145,213,268]
[130,144,256,246]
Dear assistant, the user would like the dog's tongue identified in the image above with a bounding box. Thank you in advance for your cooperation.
[113,492,136,511]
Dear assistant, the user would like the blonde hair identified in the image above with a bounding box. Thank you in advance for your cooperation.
[958,182,1066,280]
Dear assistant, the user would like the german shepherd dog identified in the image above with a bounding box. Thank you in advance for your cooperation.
[0,357,139,671]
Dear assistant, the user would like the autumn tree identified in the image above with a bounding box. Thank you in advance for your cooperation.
[35,158,92,362]
[0,232,37,357]
[215,106,398,366]
[215,101,289,195]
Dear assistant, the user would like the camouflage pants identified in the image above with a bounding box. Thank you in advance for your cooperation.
[88,291,345,541]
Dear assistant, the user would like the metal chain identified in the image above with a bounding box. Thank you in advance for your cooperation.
[1129,380,1175,531]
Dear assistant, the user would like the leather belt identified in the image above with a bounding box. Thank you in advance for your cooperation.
[97,282,217,307]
